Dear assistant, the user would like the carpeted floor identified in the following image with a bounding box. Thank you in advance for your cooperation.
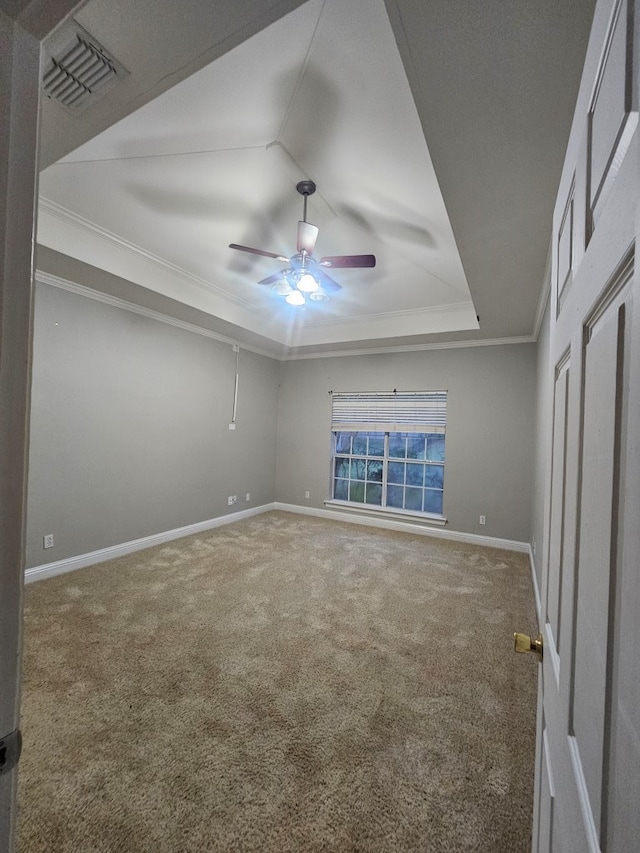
[17,512,538,852]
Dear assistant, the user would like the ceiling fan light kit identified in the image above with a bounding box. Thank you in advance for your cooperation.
[285,290,305,306]
[309,287,329,302]
[271,279,293,296]
[297,272,319,293]
[229,181,376,307]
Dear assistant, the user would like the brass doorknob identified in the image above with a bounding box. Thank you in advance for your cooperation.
[514,631,543,660]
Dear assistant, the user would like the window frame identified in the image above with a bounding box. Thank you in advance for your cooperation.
[329,430,446,522]
[327,390,448,522]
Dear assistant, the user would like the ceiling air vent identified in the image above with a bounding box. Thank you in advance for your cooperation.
[42,22,128,113]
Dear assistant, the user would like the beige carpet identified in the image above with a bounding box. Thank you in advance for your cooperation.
[17,511,538,852]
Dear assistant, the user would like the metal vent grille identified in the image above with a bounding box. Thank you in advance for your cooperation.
[43,36,116,108]
[42,23,127,113]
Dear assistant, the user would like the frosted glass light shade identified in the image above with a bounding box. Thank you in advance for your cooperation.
[285,290,305,306]
[297,272,319,293]
[271,279,292,295]
[309,286,329,302]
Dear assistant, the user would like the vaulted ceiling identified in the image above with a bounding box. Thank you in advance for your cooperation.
[36,0,595,358]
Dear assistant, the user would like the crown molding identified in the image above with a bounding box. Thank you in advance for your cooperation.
[280,334,537,360]
[38,196,255,312]
[38,270,536,362]
[35,270,282,360]
[37,197,479,348]
[36,199,541,360]
[301,300,477,329]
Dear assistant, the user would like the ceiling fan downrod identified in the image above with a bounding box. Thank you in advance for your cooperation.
[296,180,316,224]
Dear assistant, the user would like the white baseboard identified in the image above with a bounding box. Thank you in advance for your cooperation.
[25,503,277,583]
[26,501,529,585]
[274,502,529,553]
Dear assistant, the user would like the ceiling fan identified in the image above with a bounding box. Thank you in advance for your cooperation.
[229,180,376,306]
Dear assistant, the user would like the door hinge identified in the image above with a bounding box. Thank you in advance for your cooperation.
[0,729,22,776]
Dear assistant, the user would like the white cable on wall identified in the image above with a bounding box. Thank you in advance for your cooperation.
[230,344,239,427]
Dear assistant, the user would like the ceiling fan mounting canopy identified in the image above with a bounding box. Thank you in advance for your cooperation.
[296,179,316,198]
[229,181,375,306]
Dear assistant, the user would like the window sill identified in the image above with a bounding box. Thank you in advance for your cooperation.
[324,500,447,527]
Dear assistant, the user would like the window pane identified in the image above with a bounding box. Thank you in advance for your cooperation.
[335,432,352,454]
[333,422,444,516]
[351,458,366,480]
[387,484,404,508]
[426,434,445,462]
[335,458,350,479]
[405,487,423,511]
[366,483,382,505]
[349,481,365,502]
[368,435,385,457]
[334,478,348,500]
[388,434,407,458]
[424,489,443,514]
[366,460,383,482]
[407,436,426,459]
[352,434,367,455]
[425,464,444,489]
[406,462,425,487]
[387,461,405,484]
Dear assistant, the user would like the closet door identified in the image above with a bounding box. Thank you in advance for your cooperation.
[533,1,640,850]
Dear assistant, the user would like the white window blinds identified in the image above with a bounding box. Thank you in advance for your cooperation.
[331,391,447,434]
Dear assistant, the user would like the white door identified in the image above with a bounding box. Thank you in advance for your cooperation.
[0,5,83,851]
[0,13,40,853]
[533,0,640,850]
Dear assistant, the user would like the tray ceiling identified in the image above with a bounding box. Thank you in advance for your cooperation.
[36,0,594,357]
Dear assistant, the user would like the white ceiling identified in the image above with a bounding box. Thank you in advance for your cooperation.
[36,0,595,358]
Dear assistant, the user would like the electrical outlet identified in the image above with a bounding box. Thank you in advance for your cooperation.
[227,495,237,506]
[532,536,536,555]
[245,493,250,502]
[305,491,310,499]
[43,534,54,549]
[479,515,486,525]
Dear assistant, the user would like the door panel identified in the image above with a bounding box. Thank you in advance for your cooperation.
[534,0,639,850]
[538,724,556,853]
[587,0,638,232]
[572,298,625,838]
[557,187,575,313]
[546,361,570,667]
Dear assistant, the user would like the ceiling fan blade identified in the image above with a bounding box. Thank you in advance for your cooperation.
[319,254,376,269]
[229,243,288,262]
[297,221,319,255]
[318,270,342,293]
[257,271,288,286]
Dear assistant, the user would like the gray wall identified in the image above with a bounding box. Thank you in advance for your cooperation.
[26,282,279,567]
[531,297,552,604]
[28,282,540,567]
[276,345,537,543]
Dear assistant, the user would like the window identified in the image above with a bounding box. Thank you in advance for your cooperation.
[331,392,447,517]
